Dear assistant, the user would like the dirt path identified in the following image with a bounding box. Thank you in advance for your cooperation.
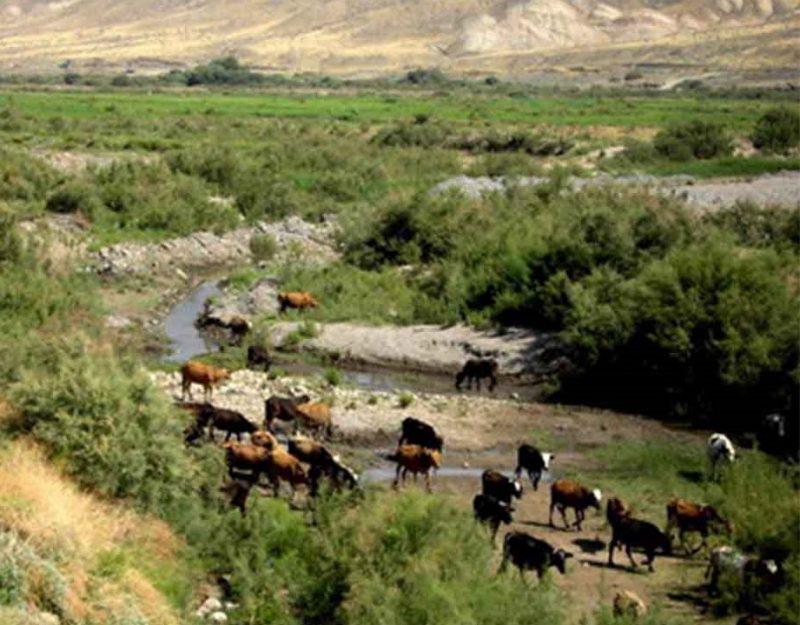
[153,367,724,623]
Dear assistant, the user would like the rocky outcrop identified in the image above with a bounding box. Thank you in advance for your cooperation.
[91,216,338,276]
[269,322,565,376]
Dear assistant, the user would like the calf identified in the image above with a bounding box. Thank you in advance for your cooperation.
[387,445,441,492]
[707,433,735,479]
[263,394,311,432]
[398,417,443,451]
[499,531,573,580]
[197,405,257,443]
[549,478,602,531]
[181,361,230,401]
[278,291,318,313]
[608,516,672,572]
[246,345,272,371]
[705,546,779,596]
[294,401,333,439]
[481,469,523,506]
[455,358,498,392]
[473,494,513,544]
[514,444,553,491]
[666,498,732,555]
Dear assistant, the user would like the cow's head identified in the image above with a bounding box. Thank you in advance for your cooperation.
[542,452,554,471]
[552,549,573,574]
[591,489,603,509]
[512,479,523,499]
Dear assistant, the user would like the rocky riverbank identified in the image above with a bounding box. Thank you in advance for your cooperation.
[268,322,565,377]
[91,216,339,276]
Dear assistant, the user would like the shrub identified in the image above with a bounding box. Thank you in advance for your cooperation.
[751,106,800,153]
[653,121,733,161]
[323,367,342,387]
[397,392,414,408]
[249,233,278,262]
[62,73,80,85]
[0,148,61,202]
[44,183,101,215]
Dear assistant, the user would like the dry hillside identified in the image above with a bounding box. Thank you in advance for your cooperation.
[0,0,798,82]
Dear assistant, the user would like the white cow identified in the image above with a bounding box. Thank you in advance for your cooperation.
[707,433,736,479]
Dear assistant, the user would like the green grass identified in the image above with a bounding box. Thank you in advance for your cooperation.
[0,90,781,129]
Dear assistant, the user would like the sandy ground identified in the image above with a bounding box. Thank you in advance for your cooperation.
[153,367,726,624]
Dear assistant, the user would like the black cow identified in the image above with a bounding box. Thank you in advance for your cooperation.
[473,494,513,544]
[514,444,554,491]
[455,358,498,392]
[608,516,672,572]
[263,394,310,432]
[481,469,523,505]
[197,405,256,442]
[246,345,272,371]
[499,531,573,579]
[398,417,443,450]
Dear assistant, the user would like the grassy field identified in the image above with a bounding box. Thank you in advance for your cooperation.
[0,89,785,129]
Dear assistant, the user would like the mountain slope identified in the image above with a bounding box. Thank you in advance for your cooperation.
[0,0,798,80]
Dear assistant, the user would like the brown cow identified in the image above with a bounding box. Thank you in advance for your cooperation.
[180,361,230,401]
[388,444,441,492]
[278,291,318,313]
[666,498,732,555]
[260,447,308,498]
[294,401,333,438]
[549,478,602,531]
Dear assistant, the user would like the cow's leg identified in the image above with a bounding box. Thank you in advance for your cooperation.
[425,471,432,493]
[645,549,656,572]
[548,502,556,527]
[182,380,192,400]
[208,425,215,442]
[574,509,584,531]
[608,538,617,566]
[489,375,497,392]
[476,377,481,392]
[559,505,570,530]
[530,470,540,491]
[625,544,638,569]
[393,465,402,489]
[490,521,499,545]
[224,431,232,443]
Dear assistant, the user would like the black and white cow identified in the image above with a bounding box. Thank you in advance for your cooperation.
[481,469,523,505]
[514,444,554,491]
[473,494,513,544]
[707,433,736,479]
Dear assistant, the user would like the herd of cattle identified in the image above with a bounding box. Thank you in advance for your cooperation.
[176,350,783,614]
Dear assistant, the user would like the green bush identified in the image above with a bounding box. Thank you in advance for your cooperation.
[0,148,61,203]
[250,233,278,262]
[751,106,800,153]
[653,121,733,161]
[44,182,101,215]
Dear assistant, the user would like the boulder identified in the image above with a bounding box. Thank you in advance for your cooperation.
[613,590,647,619]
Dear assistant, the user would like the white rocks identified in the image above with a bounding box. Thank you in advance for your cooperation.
[92,216,338,276]
[103,314,133,329]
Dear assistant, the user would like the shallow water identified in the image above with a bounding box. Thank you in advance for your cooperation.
[163,281,222,362]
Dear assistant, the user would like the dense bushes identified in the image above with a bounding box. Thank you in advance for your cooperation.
[342,185,798,425]
[0,148,61,203]
[653,121,733,161]
[751,106,800,153]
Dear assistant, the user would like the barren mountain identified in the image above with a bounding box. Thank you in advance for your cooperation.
[0,0,798,81]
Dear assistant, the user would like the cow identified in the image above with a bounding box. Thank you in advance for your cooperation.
[706,546,779,596]
[608,516,672,572]
[294,401,333,439]
[259,447,309,499]
[481,469,522,506]
[455,358,498,392]
[195,405,257,443]
[220,472,257,516]
[665,498,732,555]
[387,445,441,492]
[263,394,311,432]
[278,291,318,313]
[398,417,443,451]
[473,494,513,544]
[180,361,230,401]
[549,478,602,531]
[499,531,573,580]
[246,345,272,371]
[287,436,358,495]
[707,433,735,479]
[514,444,553,491]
